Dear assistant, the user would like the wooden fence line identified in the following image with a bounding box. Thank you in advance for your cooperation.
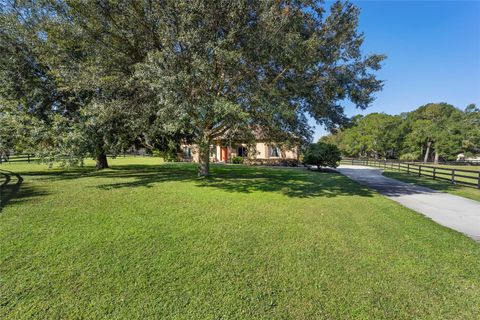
[340,158,480,189]
[0,154,36,164]
[0,152,151,164]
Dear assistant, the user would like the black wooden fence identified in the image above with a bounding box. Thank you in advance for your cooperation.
[0,154,37,164]
[0,152,151,164]
[401,159,480,166]
[340,158,480,189]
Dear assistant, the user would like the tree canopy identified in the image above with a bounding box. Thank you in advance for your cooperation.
[323,103,479,163]
[1,0,385,174]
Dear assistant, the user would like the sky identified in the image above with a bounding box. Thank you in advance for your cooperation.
[311,0,480,140]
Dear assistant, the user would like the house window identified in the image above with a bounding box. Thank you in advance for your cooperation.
[183,147,192,158]
[237,146,247,157]
[270,146,281,157]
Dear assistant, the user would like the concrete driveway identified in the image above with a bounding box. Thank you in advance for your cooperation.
[336,165,480,242]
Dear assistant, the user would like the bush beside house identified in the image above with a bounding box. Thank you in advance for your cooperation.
[244,158,299,167]
[304,142,341,169]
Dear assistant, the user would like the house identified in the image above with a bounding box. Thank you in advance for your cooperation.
[180,140,298,165]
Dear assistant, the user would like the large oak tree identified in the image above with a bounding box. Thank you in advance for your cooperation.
[134,0,384,175]
[1,1,384,174]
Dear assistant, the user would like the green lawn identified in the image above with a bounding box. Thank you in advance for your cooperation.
[425,164,480,171]
[411,164,480,185]
[383,170,480,202]
[1,158,480,319]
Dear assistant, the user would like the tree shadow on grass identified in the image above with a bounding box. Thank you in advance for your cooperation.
[12,166,100,181]
[196,167,374,198]
[91,164,374,198]
[11,163,375,199]
[0,169,49,212]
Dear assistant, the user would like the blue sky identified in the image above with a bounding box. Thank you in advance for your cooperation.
[312,0,480,140]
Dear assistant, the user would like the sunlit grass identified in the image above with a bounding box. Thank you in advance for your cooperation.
[1,157,480,319]
[427,164,480,171]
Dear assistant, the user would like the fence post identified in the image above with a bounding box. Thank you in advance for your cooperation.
[419,165,421,177]
[28,154,30,163]
[478,172,480,189]
[398,161,400,171]
[352,159,354,165]
[433,167,436,180]
[407,163,409,174]
[451,169,455,184]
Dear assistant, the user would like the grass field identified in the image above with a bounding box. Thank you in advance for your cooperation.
[1,157,480,319]
[425,164,480,171]
[412,164,480,186]
[382,170,480,202]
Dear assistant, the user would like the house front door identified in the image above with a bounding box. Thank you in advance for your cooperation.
[220,147,228,161]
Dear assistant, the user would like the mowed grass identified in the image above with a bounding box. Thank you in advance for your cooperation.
[1,158,480,319]
[383,170,480,202]
[427,164,480,171]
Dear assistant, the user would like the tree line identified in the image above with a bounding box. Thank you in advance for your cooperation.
[0,0,384,175]
[321,103,480,163]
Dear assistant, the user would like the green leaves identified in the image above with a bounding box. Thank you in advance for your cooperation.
[325,102,479,162]
[2,1,384,173]
[329,113,403,158]
[304,142,342,168]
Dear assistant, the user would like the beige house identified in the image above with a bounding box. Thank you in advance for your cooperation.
[180,141,298,163]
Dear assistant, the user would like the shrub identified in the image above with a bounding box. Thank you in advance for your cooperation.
[152,149,162,157]
[152,149,177,162]
[231,156,244,164]
[399,152,420,161]
[303,142,341,169]
[244,158,299,167]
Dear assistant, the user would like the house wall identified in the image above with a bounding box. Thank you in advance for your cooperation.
[256,142,268,159]
[180,142,298,162]
[254,142,297,159]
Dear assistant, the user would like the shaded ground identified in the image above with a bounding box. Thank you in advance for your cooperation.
[337,165,480,242]
[0,169,46,212]
[11,163,374,199]
[1,158,480,319]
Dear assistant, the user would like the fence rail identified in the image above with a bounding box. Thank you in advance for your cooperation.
[399,160,480,166]
[0,152,151,164]
[340,158,480,189]
[0,154,37,164]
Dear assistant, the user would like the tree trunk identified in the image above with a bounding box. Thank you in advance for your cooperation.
[96,152,109,170]
[434,151,439,164]
[198,139,210,177]
[423,141,431,163]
